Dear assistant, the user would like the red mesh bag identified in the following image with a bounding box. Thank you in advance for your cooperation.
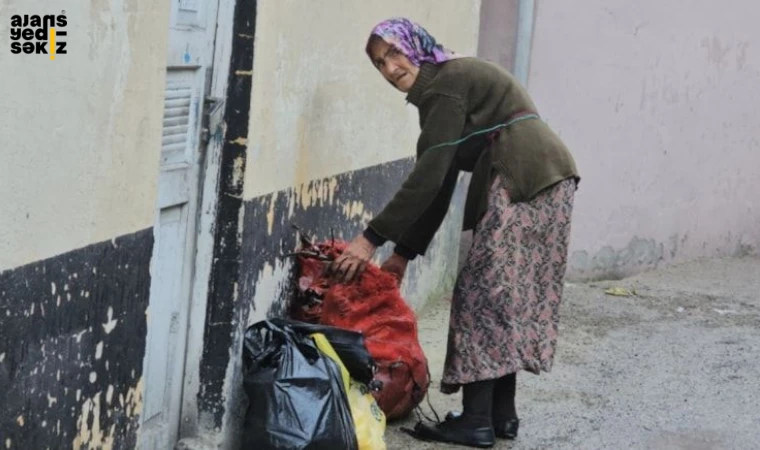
[290,236,430,420]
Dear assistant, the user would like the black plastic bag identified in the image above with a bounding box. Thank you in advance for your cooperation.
[269,318,376,385]
[241,320,358,450]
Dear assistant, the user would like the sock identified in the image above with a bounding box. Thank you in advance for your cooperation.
[493,373,517,422]
[459,380,495,428]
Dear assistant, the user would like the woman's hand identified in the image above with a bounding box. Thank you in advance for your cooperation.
[381,253,409,282]
[327,235,377,283]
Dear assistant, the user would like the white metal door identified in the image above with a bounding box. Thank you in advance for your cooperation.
[139,1,220,448]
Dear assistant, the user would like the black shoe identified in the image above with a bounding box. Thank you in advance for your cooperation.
[405,419,495,449]
[446,411,519,440]
[498,418,519,440]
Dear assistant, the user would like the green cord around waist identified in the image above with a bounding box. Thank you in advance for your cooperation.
[423,113,540,153]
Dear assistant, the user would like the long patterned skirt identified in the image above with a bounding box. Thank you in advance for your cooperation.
[441,176,576,394]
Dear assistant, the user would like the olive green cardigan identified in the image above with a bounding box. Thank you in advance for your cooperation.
[365,58,579,257]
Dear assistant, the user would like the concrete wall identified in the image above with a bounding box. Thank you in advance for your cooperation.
[191,1,482,447]
[0,1,169,448]
[527,0,760,280]
[0,2,166,271]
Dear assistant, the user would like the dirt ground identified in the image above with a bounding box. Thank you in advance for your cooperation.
[384,256,760,450]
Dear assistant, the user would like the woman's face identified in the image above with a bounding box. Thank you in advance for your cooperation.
[368,38,420,93]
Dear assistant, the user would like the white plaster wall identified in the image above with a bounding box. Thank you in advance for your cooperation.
[528,0,760,279]
[244,0,481,199]
[0,0,170,271]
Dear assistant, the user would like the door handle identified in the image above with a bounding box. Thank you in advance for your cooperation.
[201,96,225,146]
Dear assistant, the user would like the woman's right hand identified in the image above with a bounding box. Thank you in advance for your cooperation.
[327,234,377,283]
[381,253,409,282]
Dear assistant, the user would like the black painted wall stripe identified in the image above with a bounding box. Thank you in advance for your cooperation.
[240,157,417,322]
[198,0,257,427]
[0,228,153,450]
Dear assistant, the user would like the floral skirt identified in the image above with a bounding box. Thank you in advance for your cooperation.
[441,176,576,394]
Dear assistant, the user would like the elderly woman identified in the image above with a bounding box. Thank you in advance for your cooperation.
[328,18,580,448]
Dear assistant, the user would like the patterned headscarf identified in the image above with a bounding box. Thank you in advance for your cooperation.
[366,18,461,66]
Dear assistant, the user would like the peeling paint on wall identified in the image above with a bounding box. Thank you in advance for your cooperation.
[0,229,153,449]
[241,156,418,316]
[197,0,256,432]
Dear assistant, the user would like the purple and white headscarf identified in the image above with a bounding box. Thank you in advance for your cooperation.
[366,18,462,66]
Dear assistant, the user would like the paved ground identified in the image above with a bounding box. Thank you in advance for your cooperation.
[385,257,760,450]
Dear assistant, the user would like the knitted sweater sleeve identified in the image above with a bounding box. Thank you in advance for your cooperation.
[365,93,466,254]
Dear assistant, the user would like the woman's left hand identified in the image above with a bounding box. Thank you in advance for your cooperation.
[327,234,377,283]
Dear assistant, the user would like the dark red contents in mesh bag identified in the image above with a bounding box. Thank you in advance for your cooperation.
[291,239,430,420]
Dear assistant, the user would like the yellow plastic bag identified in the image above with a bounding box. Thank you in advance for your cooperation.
[312,333,387,450]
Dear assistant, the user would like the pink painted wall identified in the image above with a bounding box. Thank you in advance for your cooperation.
[527,0,760,279]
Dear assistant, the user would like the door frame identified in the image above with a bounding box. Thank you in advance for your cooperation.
[176,0,238,441]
